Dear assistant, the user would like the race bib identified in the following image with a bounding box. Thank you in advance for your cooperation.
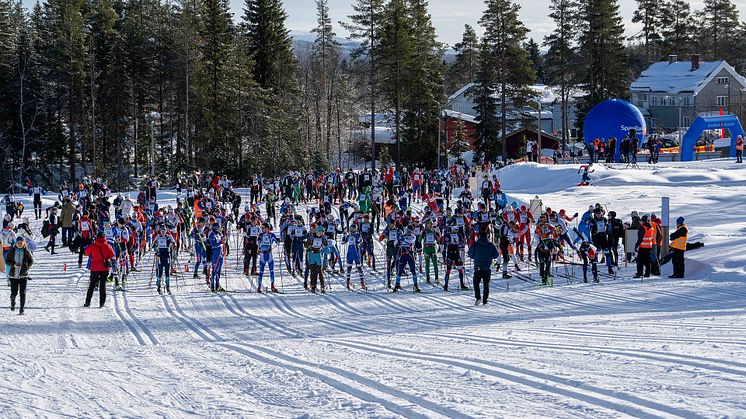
[456,218,464,226]
[520,214,528,223]
[81,221,89,230]
[294,228,305,237]
[361,224,370,233]
[261,235,271,246]
[359,194,366,201]
[480,213,488,222]
[157,236,168,248]
[597,220,606,230]
[250,227,261,237]
[388,231,398,241]
[62,190,70,197]
[327,224,335,233]
[426,233,435,244]
[312,238,323,248]
[450,234,459,243]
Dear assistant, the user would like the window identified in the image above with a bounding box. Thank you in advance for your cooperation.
[683,97,690,106]
[717,96,727,106]
[683,116,691,127]
[717,77,730,85]
[651,96,658,106]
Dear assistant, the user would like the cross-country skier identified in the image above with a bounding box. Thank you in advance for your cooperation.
[256,223,279,293]
[154,226,175,294]
[342,223,366,290]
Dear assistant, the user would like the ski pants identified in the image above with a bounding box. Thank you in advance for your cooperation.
[396,253,417,286]
[244,240,258,274]
[386,245,397,284]
[473,268,490,304]
[324,244,343,271]
[258,251,275,287]
[33,198,42,219]
[9,277,27,311]
[193,246,206,273]
[156,251,171,288]
[292,242,304,273]
[85,271,108,307]
[636,247,651,277]
[537,251,552,280]
[307,251,324,290]
[423,246,438,281]
[211,249,223,290]
[580,252,598,281]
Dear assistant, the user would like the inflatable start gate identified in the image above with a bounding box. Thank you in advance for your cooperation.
[680,115,745,161]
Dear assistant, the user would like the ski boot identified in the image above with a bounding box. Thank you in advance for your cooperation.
[157,285,162,295]
[303,281,308,290]
[475,299,481,306]
[193,271,198,279]
[608,267,614,275]
[257,286,263,294]
[514,263,521,271]
[360,280,367,290]
[460,282,469,291]
[271,285,279,293]
[413,286,421,293]
[346,279,352,290]
[166,285,171,294]
[502,272,512,279]
[393,284,402,292]
[593,275,599,284]
[541,278,549,286]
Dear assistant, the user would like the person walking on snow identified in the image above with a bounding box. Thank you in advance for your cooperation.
[467,230,499,306]
[736,135,744,163]
[5,236,33,314]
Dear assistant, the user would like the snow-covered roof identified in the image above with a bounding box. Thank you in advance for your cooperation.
[448,82,582,105]
[443,109,477,124]
[630,61,746,95]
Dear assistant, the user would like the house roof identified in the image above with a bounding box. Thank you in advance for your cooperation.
[630,60,746,95]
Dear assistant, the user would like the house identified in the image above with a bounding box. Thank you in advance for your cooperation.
[630,55,746,131]
[504,128,561,159]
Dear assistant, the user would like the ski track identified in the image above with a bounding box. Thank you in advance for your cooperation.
[5,164,746,417]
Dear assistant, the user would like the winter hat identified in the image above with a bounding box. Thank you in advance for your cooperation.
[641,215,649,222]
[676,217,685,225]
[15,236,24,242]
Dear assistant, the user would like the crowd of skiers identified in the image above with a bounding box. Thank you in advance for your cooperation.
[2,162,691,310]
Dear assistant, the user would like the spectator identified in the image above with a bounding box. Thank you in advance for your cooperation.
[467,230,499,306]
[84,231,115,308]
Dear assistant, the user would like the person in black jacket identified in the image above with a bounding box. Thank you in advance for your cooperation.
[608,211,624,266]
[5,236,33,314]
[467,230,499,306]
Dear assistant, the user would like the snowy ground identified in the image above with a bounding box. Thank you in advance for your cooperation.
[1,160,746,418]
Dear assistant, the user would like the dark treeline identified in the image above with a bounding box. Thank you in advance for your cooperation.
[1,0,745,188]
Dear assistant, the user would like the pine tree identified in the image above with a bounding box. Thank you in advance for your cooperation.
[701,0,739,61]
[478,0,535,161]
[341,0,385,171]
[631,0,663,62]
[524,38,544,84]
[543,0,577,148]
[659,0,693,59]
[445,24,478,94]
[576,0,629,135]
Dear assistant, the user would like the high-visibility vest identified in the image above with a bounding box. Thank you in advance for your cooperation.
[193,199,203,219]
[737,139,744,151]
[671,225,688,251]
[640,225,655,249]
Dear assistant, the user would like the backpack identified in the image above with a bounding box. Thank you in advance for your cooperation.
[41,220,50,238]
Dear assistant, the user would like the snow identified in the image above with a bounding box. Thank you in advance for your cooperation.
[2,160,746,417]
[631,60,746,94]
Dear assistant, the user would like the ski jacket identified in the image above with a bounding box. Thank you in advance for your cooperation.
[467,237,499,271]
[5,246,33,279]
[85,238,116,272]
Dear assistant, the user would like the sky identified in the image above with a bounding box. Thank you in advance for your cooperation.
[274,0,746,47]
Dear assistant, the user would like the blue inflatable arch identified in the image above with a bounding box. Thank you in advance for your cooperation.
[679,115,745,161]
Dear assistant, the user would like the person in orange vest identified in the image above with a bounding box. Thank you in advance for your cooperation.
[736,135,744,163]
[634,215,656,278]
[660,217,688,278]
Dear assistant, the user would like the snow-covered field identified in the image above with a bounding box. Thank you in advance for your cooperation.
[2,160,746,418]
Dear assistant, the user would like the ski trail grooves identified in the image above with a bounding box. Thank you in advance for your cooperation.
[327,339,706,419]
[219,294,304,339]
[121,292,159,345]
[159,288,457,417]
[224,342,471,419]
[112,292,147,346]
[427,332,746,379]
[522,327,746,346]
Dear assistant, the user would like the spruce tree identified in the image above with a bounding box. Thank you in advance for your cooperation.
[401,0,444,167]
[543,0,577,147]
[478,0,535,161]
[524,38,544,84]
[243,0,295,91]
[341,0,385,171]
[311,0,340,160]
[470,39,500,163]
[378,0,412,169]
[576,0,628,135]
